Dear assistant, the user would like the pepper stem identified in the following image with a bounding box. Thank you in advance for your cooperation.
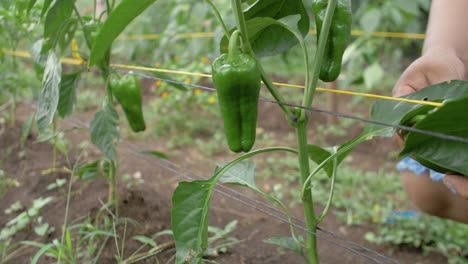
[228,30,241,62]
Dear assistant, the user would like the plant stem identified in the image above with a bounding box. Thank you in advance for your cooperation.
[204,0,231,39]
[301,0,337,120]
[108,160,118,217]
[317,156,337,223]
[227,30,240,62]
[52,117,58,170]
[9,47,18,128]
[73,4,93,50]
[230,0,295,121]
[258,66,295,122]
[296,121,318,264]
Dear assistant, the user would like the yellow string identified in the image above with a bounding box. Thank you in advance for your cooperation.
[2,48,442,107]
[119,30,426,41]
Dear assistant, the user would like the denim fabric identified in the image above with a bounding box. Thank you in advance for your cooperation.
[396,157,446,182]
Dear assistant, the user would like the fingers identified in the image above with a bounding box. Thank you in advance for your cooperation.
[392,59,429,97]
[393,84,418,98]
[444,175,468,199]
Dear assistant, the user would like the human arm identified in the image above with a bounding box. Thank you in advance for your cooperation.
[393,0,468,223]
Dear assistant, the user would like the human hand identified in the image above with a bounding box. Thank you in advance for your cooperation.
[394,49,468,199]
[393,49,467,97]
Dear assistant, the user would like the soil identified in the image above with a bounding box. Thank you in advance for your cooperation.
[0,102,448,264]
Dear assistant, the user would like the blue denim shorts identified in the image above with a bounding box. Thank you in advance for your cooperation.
[396,157,445,182]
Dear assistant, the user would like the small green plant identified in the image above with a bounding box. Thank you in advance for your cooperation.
[0,197,54,241]
[366,215,468,264]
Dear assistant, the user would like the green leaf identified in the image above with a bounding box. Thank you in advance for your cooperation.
[216,161,286,206]
[34,223,50,236]
[217,161,258,191]
[57,18,78,53]
[58,72,81,117]
[30,39,48,76]
[172,147,296,264]
[31,243,54,264]
[27,0,38,14]
[42,0,75,53]
[172,179,213,264]
[220,0,309,57]
[132,236,157,247]
[264,236,304,256]
[37,52,61,133]
[76,160,100,180]
[216,161,297,239]
[40,0,53,17]
[305,128,392,186]
[89,0,157,67]
[366,80,468,134]
[141,150,168,160]
[244,16,305,58]
[359,8,381,34]
[307,144,352,178]
[363,62,384,89]
[21,113,35,146]
[90,103,120,161]
[401,97,468,175]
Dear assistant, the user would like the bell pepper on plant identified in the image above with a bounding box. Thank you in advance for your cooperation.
[312,0,352,82]
[111,73,146,132]
[212,30,261,153]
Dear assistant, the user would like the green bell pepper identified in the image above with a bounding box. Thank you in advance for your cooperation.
[312,0,352,82]
[212,30,261,153]
[111,73,146,132]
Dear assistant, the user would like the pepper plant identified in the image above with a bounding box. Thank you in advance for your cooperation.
[171,0,355,263]
[30,0,159,215]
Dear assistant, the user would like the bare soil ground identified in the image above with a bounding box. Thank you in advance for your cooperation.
[0,102,448,264]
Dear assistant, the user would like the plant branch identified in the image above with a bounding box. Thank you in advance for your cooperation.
[317,155,337,223]
[73,4,92,50]
[230,0,295,121]
[301,0,337,120]
[296,121,318,264]
[204,0,231,39]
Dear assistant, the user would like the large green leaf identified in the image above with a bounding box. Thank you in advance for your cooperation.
[244,0,309,57]
[37,52,61,133]
[58,71,81,117]
[42,0,75,52]
[40,0,53,17]
[89,0,157,67]
[172,148,297,264]
[220,0,309,57]
[90,103,120,161]
[172,179,212,264]
[217,161,258,190]
[217,161,287,207]
[216,161,299,245]
[400,97,468,175]
[366,80,468,133]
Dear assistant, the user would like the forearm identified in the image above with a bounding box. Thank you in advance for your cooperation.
[423,0,468,64]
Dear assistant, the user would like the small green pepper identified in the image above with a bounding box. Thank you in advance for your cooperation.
[212,30,261,153]
[312,0,352,82]
[111,73,146,132]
